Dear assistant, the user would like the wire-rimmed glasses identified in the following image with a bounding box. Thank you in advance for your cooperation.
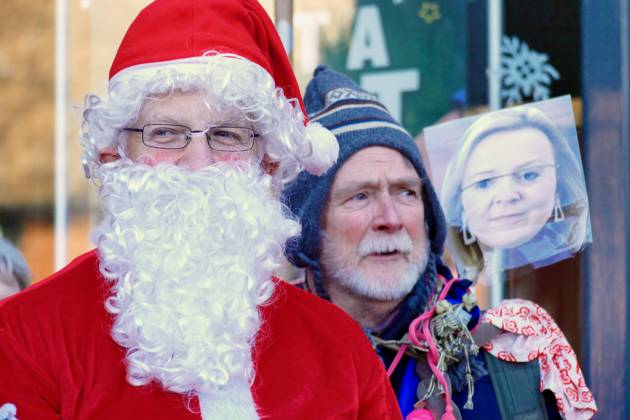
[123,124,260,152]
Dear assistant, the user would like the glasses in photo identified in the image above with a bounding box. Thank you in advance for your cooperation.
[461,163,557,193]
[123,124,260,152]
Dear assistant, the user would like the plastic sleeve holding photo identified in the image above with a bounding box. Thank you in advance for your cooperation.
[423,95,591,282]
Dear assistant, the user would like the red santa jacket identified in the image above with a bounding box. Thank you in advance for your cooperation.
[0,250,401,420]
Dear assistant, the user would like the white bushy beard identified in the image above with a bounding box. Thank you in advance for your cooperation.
[321,230,429,301]
[93,159,300,419]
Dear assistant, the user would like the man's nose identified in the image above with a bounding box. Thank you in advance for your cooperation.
[177,135,215,170]
[373,194,403,232]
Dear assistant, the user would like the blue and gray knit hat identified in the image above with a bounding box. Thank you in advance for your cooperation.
[283,65,446,301]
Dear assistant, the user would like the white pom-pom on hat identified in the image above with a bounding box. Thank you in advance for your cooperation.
[300,122,339,176]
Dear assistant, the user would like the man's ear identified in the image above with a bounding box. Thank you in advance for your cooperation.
[261,154,279,176]
[99,146,121,164]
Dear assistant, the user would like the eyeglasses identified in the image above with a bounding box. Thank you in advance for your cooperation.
[461,163,557,193]
[122,124,260,152]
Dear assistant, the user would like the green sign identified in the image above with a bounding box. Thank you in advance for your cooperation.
[322,0,467,136]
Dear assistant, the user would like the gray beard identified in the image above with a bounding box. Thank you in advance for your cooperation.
[320,232,429,301]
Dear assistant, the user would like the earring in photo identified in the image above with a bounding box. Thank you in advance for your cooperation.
[462,220,476,245]
[553,195,565,222]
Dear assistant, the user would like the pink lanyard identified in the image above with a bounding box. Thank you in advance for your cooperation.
[386,276,457,420]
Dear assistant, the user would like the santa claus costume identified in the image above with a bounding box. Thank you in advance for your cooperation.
[0,1,401,419]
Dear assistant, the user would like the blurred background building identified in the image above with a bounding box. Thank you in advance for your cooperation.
[0,0,627,417]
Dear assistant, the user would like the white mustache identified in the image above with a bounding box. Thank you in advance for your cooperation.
[357,231,413,257]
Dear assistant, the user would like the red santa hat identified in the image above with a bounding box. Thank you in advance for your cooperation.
[107,0,337,176]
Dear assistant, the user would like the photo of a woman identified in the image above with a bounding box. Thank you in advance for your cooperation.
[425,97,590,281]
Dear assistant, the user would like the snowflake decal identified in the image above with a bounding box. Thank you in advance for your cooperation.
[501,35,560,105]
[418,2,441,24]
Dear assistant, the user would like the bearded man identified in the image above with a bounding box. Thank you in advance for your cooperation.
[0,2,401,419]
[283,66,596,419]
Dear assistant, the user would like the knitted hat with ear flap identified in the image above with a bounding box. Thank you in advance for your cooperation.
[107,0,338,177]
[283,65,446,309]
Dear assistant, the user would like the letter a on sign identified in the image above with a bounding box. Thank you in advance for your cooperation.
[346,5,390,70]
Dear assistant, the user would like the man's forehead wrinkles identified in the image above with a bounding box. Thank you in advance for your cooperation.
[335,175,421,193]
[395,176,422,186]
[140,113,184,124]
[335,179,379,193]
[137,107,248,127]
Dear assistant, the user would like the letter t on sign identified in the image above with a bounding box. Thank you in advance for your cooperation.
[361,69,421,123]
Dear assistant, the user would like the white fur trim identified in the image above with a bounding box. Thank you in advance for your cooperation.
[109,54,265,90]
[301,122,339,176]
[198,379,259,420]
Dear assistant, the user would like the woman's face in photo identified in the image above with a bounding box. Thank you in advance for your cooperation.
[460,127,557,249]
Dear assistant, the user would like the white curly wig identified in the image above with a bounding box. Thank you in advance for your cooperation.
[81,53,338,186]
